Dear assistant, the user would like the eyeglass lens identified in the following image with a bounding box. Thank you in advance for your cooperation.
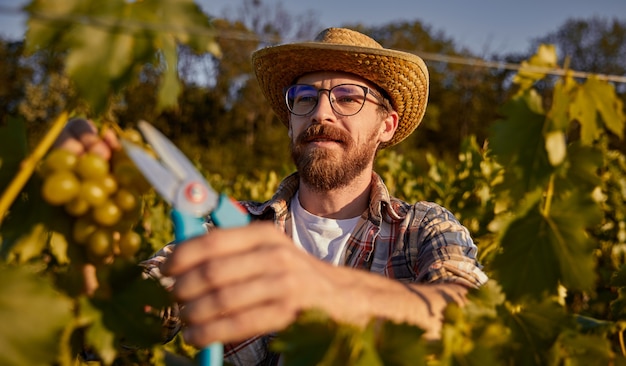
[285,84,369,116]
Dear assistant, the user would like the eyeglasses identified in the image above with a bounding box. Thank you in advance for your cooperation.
[285,83,385,117]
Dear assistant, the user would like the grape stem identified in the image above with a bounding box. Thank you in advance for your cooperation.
[0,111,69,226]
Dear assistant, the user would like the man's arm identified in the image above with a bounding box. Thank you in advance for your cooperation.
[161,221,470,346]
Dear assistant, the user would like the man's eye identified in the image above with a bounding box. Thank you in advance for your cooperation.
[296,95,317,104]
[336,95,360,104]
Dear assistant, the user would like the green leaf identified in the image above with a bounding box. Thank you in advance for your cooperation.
[583,77,625,139]
[571,76,626,145]
[93,261,173,348]
[272,310,342,366]
[513,44,557,90]
[157,37,182,110]
[464,280,506,319]
[375,321,427,366]
[493,188,601,301]
[24,0,221,116]
[547,76,576,131]
[81,296,118,365]
[549,329,613,366]
[562,143,603,191]
[489,92,553,201]
[0,265,73,366]
[504,299,571,365]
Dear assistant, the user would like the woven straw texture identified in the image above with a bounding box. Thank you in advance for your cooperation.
[252,27,429,147]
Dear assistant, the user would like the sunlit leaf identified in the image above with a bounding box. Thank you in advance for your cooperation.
[545,130,566,166]
[464,280,506,319]
[547,76,575,131]
[513,44,557,90]
[583,77,625,139]
[493,189,601,301]
[0,265,73,366]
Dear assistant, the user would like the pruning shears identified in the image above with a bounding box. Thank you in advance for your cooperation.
[122,120,250,366]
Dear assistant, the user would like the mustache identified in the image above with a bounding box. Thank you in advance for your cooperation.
[295,124,351,145]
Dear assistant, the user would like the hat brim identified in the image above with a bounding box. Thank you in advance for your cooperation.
[252,41,429,147]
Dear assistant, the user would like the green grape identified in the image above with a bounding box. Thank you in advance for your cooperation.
[86,228,114,258]
[114,188,138,212]
[101,174,119,195]
[41,148,78,176]
[64,197,90,216]
[73,216,99,245]
[92,199,122,227]
[79,180,108,207]
[75,152,109,180]
[118,230,142,258]
[41,170,81,205]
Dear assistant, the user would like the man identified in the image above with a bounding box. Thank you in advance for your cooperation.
[59,28,487,365]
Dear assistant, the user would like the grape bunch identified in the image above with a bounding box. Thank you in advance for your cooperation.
[39,137,151,264]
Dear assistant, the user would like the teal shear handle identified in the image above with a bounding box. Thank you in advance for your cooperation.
[171,194,250,366]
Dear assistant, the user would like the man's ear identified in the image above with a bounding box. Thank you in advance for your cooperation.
[379,111,399,144]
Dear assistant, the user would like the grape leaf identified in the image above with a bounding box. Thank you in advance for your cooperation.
[80,296,118,365]
[572,76,626,145]
[549,329,613,366]
[24,0,221,115]
[375,321,427,366]
[493,188,601,302]
[272,310,344,366]
[547,76,576,131]
[504,299,571,365]
[512,44,557,91]
[489,92,553,202]
[0,265,72,366]
[561,142,603,191]
[93,261,173,348]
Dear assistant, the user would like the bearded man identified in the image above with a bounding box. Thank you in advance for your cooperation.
[58,27,488,366]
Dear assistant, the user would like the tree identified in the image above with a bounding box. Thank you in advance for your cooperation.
[531,16,626,79]
[357,22,510,164]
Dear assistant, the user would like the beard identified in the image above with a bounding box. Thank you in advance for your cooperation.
[290,124,379,192]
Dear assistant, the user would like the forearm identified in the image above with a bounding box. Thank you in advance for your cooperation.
[323,264,468,339]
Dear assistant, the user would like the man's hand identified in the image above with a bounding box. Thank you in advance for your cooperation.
[161,222,351,346]
[54,118,120,159]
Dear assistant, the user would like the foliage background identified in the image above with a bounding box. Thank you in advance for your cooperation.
[1,0,626,365]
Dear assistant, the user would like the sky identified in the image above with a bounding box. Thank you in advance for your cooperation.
[0,0,624,55]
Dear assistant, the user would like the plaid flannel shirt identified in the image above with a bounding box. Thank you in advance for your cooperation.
[141,172,488,366]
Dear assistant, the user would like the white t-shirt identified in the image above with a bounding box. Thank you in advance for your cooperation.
[289,192,361,266]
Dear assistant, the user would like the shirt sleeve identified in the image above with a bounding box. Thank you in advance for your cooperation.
[410,202,489,288]
[139,243,181,343]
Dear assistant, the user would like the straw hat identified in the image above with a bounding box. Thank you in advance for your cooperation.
[251,27,429,147]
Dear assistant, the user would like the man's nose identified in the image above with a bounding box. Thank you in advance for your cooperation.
[310,91,336,122]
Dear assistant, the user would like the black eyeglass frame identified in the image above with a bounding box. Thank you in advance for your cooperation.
[284,83,386,117]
